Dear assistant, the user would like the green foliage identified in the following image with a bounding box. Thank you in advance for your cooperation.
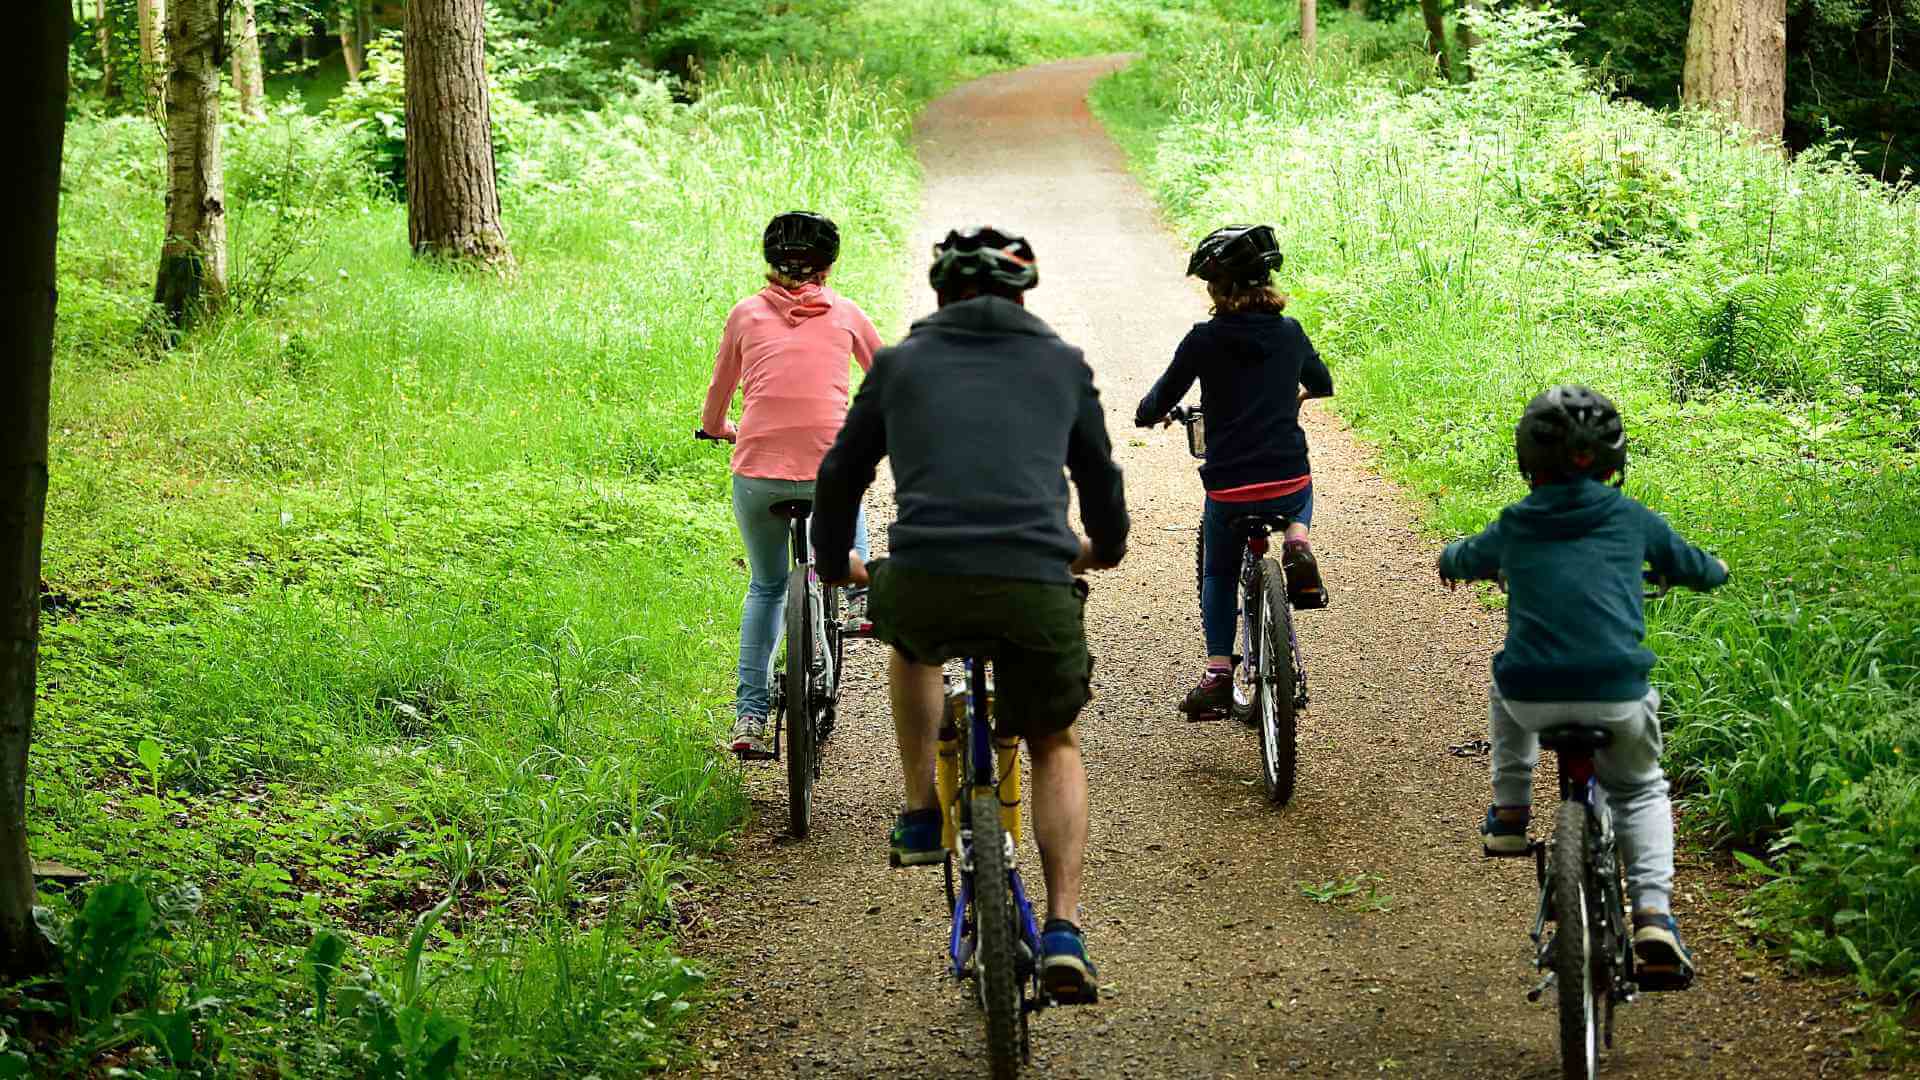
[1526,129,1697,251]
[1097,1,1920,1013]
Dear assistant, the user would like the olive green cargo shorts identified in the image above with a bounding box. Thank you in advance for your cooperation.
[865,559,1093,740]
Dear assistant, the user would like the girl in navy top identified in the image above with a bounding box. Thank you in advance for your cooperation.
[1135,225,1332,719]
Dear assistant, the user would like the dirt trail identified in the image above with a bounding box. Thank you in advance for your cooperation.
[674,58,1859,1078]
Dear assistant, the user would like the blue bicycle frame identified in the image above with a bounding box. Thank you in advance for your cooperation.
[946,657,1045,991]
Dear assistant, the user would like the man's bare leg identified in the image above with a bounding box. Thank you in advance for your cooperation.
[1025,726,1088,923]
[890,648,944,812]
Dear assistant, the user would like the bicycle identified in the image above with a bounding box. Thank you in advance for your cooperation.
[1470,569,1693,1080]
[1165,405,1312,806]
[695,429,869,838]
[929,652,1063,1080]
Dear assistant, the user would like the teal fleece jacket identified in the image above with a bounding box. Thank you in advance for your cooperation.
[1439,479,1728,702]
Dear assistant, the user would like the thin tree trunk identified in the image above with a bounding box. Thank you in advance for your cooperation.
[404,0,510,264]
[339,0,364,79]
[1301,0,1318,56]
[1419,0,1453,82]
[355,0,373,68]
[96,0,119,99]
[1348,0,1366,14]
[628,0,660,35]
[0,0,69,981]
[1683,0,1788,141]
[230,0,265,120]
[1456,0,1481,80]
[137,0,165,111]
[153,0,226,328]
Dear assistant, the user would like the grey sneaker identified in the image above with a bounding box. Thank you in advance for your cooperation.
[729,715,773,761]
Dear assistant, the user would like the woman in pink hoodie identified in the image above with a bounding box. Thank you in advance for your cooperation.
[700,211,883,759]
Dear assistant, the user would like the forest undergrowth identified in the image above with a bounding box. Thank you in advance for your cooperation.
[23,2,1155,1074]
[1094,3,1920,1036]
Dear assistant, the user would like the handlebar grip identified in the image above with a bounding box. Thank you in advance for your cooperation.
[693,428,721,441]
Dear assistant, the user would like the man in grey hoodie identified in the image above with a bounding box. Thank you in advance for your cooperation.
[813,226,1128,1004]
[1439,385,1728,986]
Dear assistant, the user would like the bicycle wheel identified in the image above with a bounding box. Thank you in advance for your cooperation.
[819,585,843,746]
[1551,802,1601,1080]
[785,570,814,839]
[1252,558,1298,806]
[969,790,1022,1080]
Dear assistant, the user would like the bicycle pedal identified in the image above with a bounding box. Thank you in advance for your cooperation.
[1633,967,1694,993]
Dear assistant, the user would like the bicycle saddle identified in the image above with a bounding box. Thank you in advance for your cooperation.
[1539,726,1613,753]
[1229,512,1292,537]
[768,498,814,519]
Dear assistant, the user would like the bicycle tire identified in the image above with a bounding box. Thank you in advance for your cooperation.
[1253,558,1298,805]
[820,585,843,748]
[1551,801,1601,1080]
[785,570,814,839]
[970,789,1022,1080]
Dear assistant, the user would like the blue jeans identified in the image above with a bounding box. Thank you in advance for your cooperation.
[732,475,868,720]
[1199,485,1314,657]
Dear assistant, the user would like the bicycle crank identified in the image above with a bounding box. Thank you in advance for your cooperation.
[1526,970,1557,1003]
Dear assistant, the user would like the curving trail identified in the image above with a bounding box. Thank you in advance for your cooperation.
[672,58,1856,1079]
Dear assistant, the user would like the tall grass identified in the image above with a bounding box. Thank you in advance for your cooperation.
[1094,5,1920,1007]
[34,3,1162,1069]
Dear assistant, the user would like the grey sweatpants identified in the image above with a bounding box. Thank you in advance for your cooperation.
[1490,685,1674,914]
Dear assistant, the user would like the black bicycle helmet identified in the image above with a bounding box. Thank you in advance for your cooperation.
[1514,384,1627,485]
[1187,224,1285,285]
[763,211,840,276]
[928,226,1039,295]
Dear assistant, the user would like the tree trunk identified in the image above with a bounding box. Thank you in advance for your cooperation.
[628,0,661,35]
[1683,0,1788,141]
[1418,0,1453,81]
[96,0,119,99]
[1456,0,1481,81]
[136,0,165,111]
[1348,0,1366,15]
[153,0,226,328]
[0,0,69,981]
[339,0,365,79]
[404,0,510,264]
[230,0,265,120]
[1300,0,1317,56]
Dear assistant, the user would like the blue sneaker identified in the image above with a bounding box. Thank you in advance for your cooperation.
[1632,913,1696,989]
[1480,805,1531,857]
[888,808,945,868]
[1039,919,1099,1004]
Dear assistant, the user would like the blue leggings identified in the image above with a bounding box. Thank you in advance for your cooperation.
[731,475,868,720]
[1199,485,1314,658]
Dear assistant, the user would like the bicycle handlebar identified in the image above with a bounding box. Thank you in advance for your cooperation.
[1455,567,1672,599]
[693,428,724,442]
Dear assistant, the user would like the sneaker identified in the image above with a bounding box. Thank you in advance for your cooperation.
[1282,540,1329,610]
[888,808,945,868]
[729,715,773,761]
[1480,805,1531,857]
[1632,913,1696,987]
[1180,670,1233,720]
[1038,919,1099,1004]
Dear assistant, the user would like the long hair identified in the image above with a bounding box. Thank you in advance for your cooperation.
[1207,278,1288,316]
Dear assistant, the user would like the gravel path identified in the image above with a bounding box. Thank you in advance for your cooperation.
[673,58,1865,1079]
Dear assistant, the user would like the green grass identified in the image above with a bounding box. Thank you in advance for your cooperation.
[26,3,1169,1073]
[1093,3,1920,1023]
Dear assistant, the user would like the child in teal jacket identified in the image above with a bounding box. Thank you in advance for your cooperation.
[1439,385,1727,984]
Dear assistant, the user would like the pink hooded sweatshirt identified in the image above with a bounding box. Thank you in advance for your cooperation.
[701,283,882,482]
